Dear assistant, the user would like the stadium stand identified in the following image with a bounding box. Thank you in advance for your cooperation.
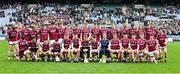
[1,4,179,40]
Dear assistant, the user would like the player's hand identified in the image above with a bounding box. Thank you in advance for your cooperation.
[164,42,166,45]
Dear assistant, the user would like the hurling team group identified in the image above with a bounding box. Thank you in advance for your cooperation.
[7,22,167,63]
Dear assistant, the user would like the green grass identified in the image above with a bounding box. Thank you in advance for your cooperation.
[0,40,180,73]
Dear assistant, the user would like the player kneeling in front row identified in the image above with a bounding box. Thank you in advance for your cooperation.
[137,34,147,62]
[147,35,159,63]
[109,33,121,62]
[129,34,139,62]
[80,34,90,63]
[90,36,99,61]
[71,33,81,62]
[50,39,61,62]
[24,38,38,61]
[39,40,51,62]
[61,34,71,62]
[157,29,168,63]
[99,33,111,63]
[17,37,28,61]
[120,33,130,62]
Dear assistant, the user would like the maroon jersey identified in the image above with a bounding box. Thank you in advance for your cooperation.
[154,29,159,39]
[73,28,81,38]
[157,33,167,47]
[118,28,128,39]
[136,29,144,39]
[91,27,100,41]
[90,40,99,49]
[129,39,138,50]
[8,30,18,41]
[18,39,28,50]
[36,28,41,33]
[39,29,49,42]
[22,29,30,41]
[49,27,58,40]
[110,28,118,40]
[36,28,41,38]
[82,28,90,40]
[16,28,22,40]
[57,27,65,39]
[128,27,138,39]
[52,42,61,51]
[63,39,71,49]
[29,30,37,40]
[120,38,129,49]
[81,40,90,47]
[72,38,80,48]
[147,39,157,52]
[137,38,147,50]
[66,29,73,40]
[110,39,120,50]
[106,29,112,40]
[42,43,49,52]
[100,27,108,38]
[145,27,155,40]
[29,41,37,49]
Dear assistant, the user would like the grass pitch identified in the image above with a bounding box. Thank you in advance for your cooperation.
[0,40,180,73]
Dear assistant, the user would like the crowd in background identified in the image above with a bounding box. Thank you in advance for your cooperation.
[0,3,180,35]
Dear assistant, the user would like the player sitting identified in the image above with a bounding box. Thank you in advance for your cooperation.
[61,34,71,62]
[71,33,81,62]
[90,35,99,61]
[50,39,61,62]
[129,34,139,62]
[39,40,51,62]
[109,33,121,62]
[147,35,159,63]
[157,29,167,63]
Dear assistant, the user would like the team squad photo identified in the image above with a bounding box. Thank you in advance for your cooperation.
[0,1,180,73]
[7,21,168,63]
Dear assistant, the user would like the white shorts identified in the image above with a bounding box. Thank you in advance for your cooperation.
[61,49,69,52]
[90,50,99,53]
[71,48,79,52]
[139,52,144,57]
[148,50,158,57]
[50,40,55,44]
[39,42,43,45]
[131,49,138,52]
[9,41,18,45]
[58,38,63,43]
[143,50,149,54]
[37,39,40,44]
[159,46,167,52]
[159,46,165,49]
[110,50,120,53]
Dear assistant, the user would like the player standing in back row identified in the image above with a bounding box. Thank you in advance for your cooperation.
[7,26,18,61]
